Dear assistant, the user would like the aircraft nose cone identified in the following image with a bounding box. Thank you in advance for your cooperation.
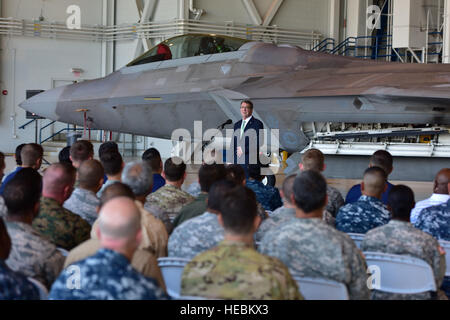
[19,86,64,120]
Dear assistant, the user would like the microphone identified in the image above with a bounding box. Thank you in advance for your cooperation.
[218,119,233,129]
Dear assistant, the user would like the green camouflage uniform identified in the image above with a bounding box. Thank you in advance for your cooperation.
[144,184,195,233]
[32,197,91,251]
[260,218,370,300]
[361,219,447,300]
[172,193,208,229]
[181,240,303,300]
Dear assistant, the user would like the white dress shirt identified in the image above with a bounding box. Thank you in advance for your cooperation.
[410,193,450,224]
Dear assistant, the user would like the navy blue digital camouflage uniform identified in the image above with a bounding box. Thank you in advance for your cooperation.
[336,195,391,234]
[49,249,168,300]
[0,260,39,300]
[414,199,450,241]
[246,180,283,212]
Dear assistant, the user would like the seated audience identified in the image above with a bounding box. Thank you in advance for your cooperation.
[168,180,235,259]
[345,150,394,205]
[69,140,94,169]
[181,186,302,300]
[145,157,194,234]
[361,185,447,300]
[0,218,40,300]
[260,171,370,300]
[58,146,73,166]
[172,163,227,229]
[63,160,104,225]
[142,148,165,193]
[410,168,450,224]
[336,167,391,234]
[97,151,124,198]
[49,197,168,300]
[32,163,91,250]
[246,164,282,212]
[64,183,166,290]
[0,143,43,195]
[3,168,64,289]
[300,149,344,217]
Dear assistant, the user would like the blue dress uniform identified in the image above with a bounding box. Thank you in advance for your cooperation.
[246,180,283,212]
[336,195,391,234]
[49,249,168,300]
[0,260,40,300]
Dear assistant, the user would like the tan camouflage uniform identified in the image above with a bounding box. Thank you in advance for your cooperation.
[260,218,370,300]
[5,220,65,289]
[181,240,303,300]
[361,219,447,300]
[32,197,91,251]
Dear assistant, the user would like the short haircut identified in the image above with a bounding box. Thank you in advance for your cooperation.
[248,164,262,181]
[0,152,5,169]
[199,163,227,192]
[70,140,94,162]
[219,186,257,235]
[388,185,415,220]
[301,149,324,172]
[142,148,162,172]
[241,100,253,109]
[4,168,42,216]
[100,151,123,176]
[21,144,43,167]
[99,182,135,209]
[293,171,327,213]
[122,161,153,197]
[207,180,236,211]
[370,150,393,175]
[363,166,387,195]
[15,144,26,166]
[78,159,104,190]
[43,162,77,194]
[163,157,186,182]
[225,164,245,186]
[282,174,296,203]
[58,146,72,165]
[98,141,119,158]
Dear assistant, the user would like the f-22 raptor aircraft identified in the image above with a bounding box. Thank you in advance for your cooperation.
[20,33,450,154]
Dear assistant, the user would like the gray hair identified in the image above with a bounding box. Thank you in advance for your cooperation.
[121,161,153,196]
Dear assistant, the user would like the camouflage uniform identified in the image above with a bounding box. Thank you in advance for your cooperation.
[172,193,208,229]
[361,219,447,300]
[260,218,370,300]
[246,180,283,212]
[336,195,391,234]
[91,200,168,258]
[255,207,335,242]
[326,185,345,217]
[32,197,91,251]
[49,248,168,300]
[0,260,40,300]
[414,199,450,241]
[5,221,65,289]
[181,240,303,300]
[168,211,224,259]
[145,184,195,233]
[63,188,100,225]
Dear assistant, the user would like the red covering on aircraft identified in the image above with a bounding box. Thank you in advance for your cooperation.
[157,44,172,60]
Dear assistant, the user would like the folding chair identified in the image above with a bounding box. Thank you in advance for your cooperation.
[27,277,48,300]
[292,275,349,300]
[364,251,436,294]
[157,257,190,299]
[347,233,365,249]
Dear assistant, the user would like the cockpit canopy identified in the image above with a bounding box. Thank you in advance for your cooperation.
[127,34,249,67]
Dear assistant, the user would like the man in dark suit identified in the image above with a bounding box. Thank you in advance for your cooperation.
[231,100,264,178]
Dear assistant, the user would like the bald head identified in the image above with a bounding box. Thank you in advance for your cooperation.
[98,197,141,245]
[434,168,450,194]
[362,167,387,198]
[43,163,76,200]
[78,159,104,192]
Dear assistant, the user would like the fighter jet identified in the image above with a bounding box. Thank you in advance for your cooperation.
[20,33,450,153]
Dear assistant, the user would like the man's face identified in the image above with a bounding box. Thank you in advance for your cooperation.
[240,102,253,120]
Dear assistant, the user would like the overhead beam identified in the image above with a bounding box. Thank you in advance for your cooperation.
[132,0,159,58]
[444,0,450,63]
[262,0,284,26]
[241,0,262,25]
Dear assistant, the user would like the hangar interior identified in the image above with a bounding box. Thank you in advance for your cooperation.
[0,0,449,186]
